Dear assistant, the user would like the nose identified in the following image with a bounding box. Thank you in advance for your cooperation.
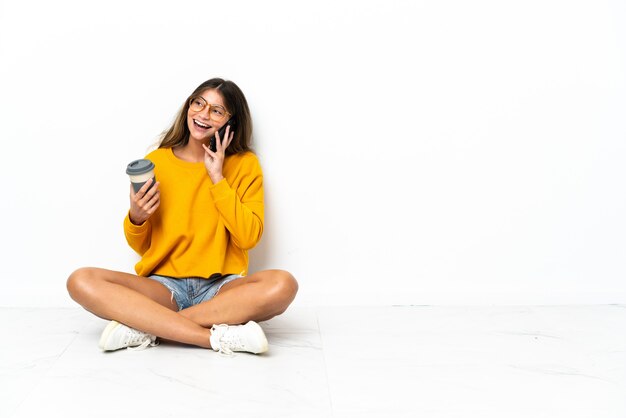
[196,105,212,121]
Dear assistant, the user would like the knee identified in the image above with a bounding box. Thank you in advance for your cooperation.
[66,267,98,301]
[267,270,298,306]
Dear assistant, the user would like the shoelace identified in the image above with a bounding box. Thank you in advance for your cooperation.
[128,338,159,351]
[212,324,243,357]
[125,328,159,351]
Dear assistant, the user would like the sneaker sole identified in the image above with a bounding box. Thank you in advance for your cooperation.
[246,321,269,354]
[98,320,121,351]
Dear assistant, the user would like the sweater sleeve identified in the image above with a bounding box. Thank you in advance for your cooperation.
[123,212,152,255]
[210,170,264,250]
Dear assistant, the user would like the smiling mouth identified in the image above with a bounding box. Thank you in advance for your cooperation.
[193,119,212,129]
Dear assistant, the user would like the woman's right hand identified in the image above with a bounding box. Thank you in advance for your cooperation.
[129,178,160,225]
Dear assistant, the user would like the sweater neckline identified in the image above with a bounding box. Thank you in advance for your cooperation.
[165,147,206,169]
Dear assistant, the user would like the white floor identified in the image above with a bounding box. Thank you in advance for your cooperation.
[1,305,625,418]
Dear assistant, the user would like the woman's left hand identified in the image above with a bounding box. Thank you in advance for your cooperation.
[202,125,234,183]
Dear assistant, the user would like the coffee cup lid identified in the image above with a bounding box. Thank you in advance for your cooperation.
[126,159,155,175]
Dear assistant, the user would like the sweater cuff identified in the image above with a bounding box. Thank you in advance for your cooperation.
[124,211,149,234]
[209,178,232,201]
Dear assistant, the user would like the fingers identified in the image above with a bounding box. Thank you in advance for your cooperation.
[133,178,156,200]
[214,125,234,153]
[130,179,160,223]
[140,181,160,207]
[203,125,233,182]
[131,178,151,197]
[225,129,234,149]
[214,128,223,153]
[144,193,160,214]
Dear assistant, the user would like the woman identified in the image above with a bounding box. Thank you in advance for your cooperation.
[67,78,298,355]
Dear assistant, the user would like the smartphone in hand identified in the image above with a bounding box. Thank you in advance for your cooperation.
[209,119,235,152]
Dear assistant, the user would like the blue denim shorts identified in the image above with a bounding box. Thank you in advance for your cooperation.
[147,274,243,311]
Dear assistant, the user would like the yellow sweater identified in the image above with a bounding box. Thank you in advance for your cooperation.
[123,148,264,278]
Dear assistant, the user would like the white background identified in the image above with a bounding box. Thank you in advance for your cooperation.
[1,0,625,307]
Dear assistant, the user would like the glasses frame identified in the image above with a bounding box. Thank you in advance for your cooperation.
[188,96,232,121]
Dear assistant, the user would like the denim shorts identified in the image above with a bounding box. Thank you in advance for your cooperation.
[147,274,243,311]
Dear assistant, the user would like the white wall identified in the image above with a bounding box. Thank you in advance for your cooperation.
[1,0,625,307]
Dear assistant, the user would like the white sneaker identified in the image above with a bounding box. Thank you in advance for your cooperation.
[98,320,158,351]
[210,321,269,356]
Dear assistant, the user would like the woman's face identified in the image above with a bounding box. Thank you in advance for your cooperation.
[187,89,230,144]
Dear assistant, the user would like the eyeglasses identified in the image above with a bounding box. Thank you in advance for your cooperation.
[188,96,232,122]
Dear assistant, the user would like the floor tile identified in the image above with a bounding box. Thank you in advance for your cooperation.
[317,306,626,418]
[0,308,86,417]
[9,308,332,418]
[2,306,625,417]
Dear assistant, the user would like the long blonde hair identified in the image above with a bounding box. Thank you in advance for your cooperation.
[159,78,253,156]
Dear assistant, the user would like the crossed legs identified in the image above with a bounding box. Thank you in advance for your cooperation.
[66,268,298,349]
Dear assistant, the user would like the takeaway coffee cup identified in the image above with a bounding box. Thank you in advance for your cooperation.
[126,159,156,193]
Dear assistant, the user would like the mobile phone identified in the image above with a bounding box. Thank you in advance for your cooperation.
[209,119,235,152]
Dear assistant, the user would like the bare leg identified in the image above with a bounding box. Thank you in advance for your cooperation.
[67,268,212,348]
[179,269,299,327]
